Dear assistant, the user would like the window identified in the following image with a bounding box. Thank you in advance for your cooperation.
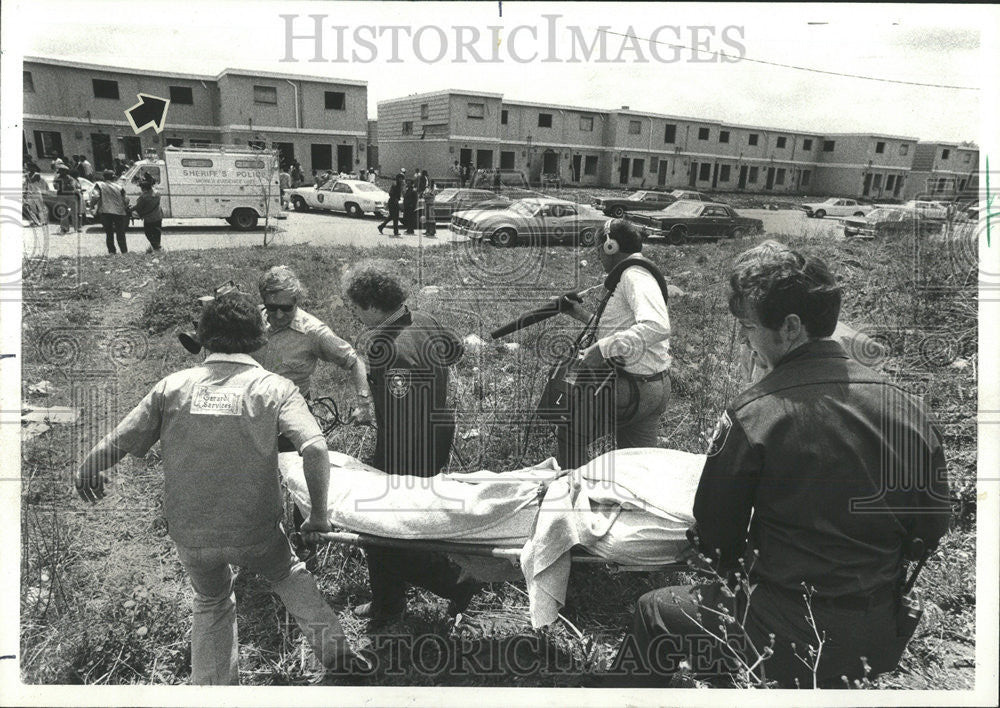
[776,169,786,185]
[801,170,811,186]
[720,164,731,182]
[776,136,787,149]
[632,159,644,178]
[33,130,63,158]
[93,78,119,99]
[333,182,352,193]
[467,102,485,119]
[748,133,759,146]
[873,174,882,190]
[698,163,711,181]
[247,139,266,150]
[748,166,759,183]
[501,110,508,125]
[181,158,213,168]
[325,91,345,110]
[169,86,193,105]
[876,141,885,154]
[538,113,553,128]
[422,123,447,136]
[584,155,598,175]
[649,157,658,173]
[311,144,332,170]
[719,131,730,144]
[823,140,836,152]
[629,120,642,135]
[886,175,895,190]
[420,103,429,119]
[500,151,515,169]
[900,144,909,156]
[165,138,184,147]
[236,159,266,169]
[580,115,594,131]
[941,148,950,160]
[964,153,972,163]
[254,85,277,104]
[402,121,413,135]
[24,71,34,93]
[698,127,710,141]
[664,124,676,143]
[802,138,812,151]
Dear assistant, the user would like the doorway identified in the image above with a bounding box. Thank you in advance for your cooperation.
[572,154,582,182]
[91,133,113,171]
[738,165,748,190]
[765,167,775,190]
[476,149,494,168]
[688,162,698,187]
[657,160,668,186]
[120,136,142,161]
[336,144,353,173]
[619,157,630,184]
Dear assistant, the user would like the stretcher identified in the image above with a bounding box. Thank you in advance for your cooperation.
[280,446,704,626]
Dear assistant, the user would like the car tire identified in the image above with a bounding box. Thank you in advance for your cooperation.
[578,228,597,247]
[611,206,626,218]
[346,203,363,218]
[666,226,687,245]
[52,203,70,220]
[291,195,307,212]
[814,209,826,218]
[492,228,518,248]
[731,227,748,240]
[230,208,259,230]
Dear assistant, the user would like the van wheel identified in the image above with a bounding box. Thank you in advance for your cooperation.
[231,209,259,230]
[346,203,363,218]
[291,195,307,212]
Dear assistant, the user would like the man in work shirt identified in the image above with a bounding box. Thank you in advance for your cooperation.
[563,219,672,452]
[608,244,951,687]
[75,292,358,684]
[343,262,479,625]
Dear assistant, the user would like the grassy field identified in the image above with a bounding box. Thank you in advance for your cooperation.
[19,224,977,687]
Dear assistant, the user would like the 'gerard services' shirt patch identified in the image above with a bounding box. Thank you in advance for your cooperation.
[190,385,244,416]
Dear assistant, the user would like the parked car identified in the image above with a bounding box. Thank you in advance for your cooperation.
[592,190,676,218]
[843,207,946,240]
[37,175,96,223]
[420,188,511,222]
[449,197,606,247]
[800,197,873,218]
[901,200,949,220]
[668,189,710,202]
[627,200,763,244]
[286,178,389,217]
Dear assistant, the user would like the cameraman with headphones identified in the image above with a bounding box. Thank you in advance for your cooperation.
[562,218,672,451]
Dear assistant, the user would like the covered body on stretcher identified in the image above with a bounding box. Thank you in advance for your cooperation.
[279,447,704,627]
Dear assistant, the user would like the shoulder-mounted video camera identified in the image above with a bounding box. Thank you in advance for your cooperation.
[178,280,242,354]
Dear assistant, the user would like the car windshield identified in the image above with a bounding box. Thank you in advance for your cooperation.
[628,191,646,200]
[659,201,703,217]
[509,201,539,216]
[435,189,458,203]
[352,182,379,192]
[869,209,907,223]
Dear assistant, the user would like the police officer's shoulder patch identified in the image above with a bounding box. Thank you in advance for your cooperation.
[387,368,410,399]
[706,410,733,457]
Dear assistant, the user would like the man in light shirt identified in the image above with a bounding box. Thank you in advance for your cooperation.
[563,219,672,450]
[74,292,359,683]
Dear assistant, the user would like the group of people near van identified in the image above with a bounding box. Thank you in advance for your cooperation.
[73,228,951,687]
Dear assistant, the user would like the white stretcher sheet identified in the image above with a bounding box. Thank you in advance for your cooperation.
[278,447,705,627]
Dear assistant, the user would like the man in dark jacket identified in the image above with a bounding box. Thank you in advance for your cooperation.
[343,263,480,625]
[132,175,163,251]
[402,180,418,235]
[608,243,951,687]
[378,174,403,237]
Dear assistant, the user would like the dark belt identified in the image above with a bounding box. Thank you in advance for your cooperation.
[767,582,897,612]
[620,369,668,384]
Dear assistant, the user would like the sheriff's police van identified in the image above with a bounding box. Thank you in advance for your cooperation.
[119,145,283,230]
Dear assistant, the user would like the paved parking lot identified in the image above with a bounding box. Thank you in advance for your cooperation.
[22,206,844,259]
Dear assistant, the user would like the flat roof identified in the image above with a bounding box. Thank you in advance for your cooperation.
[23,56,366,87]
[821,132,919,141]
[378,88,505,105]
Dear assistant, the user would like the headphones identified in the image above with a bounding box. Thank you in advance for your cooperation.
[601,219,620,255]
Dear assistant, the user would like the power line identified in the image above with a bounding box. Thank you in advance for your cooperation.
[599,29,980,91]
